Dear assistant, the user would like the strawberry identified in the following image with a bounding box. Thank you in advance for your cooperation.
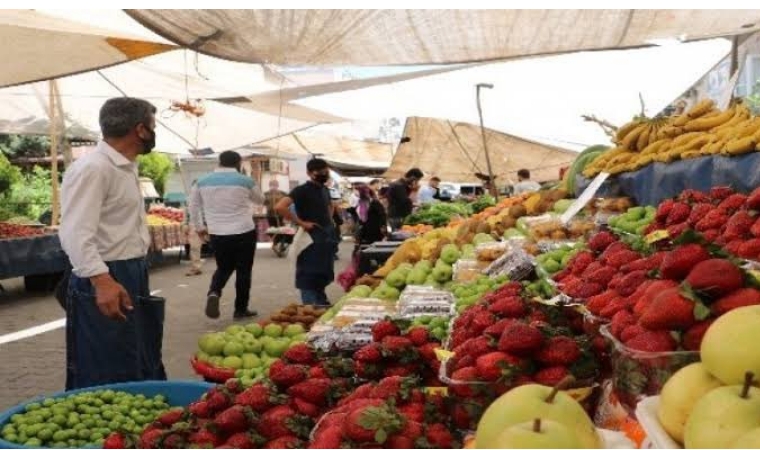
[287,379,333,406]
[155,409,184,427]
[424,423,455,448]
[309,425,343,449]
[564,280,605,299]
[371,319,400,342]
[257,405,311,440]
[752,219,760,237]
[138,428,164,449]
[235,383,283,412]
[475,351,523,382]
[725,239,745,256]
[660,244,711,280]
[354,361,381,379]
[626,329,677,352]
[534,366,571,387]
[343,403,405,444]
[723,210,755,241]
[371,376,418,402]
[482,318,515,337]
[640,288,699,330]
[269,361,308,388]
[449,367,479,397]
[588,231,617,253]
[488,297,527,318]
[498,322,544,355]
[620,324,646,343]
[586,266,617,285]
[703,229,721,242]
[470,310,497,333]
[406,327,430,346]
[224,431,264,449]
[604,249,643,269]
[188,400,212,418]
[264,436,302,449]
[382,335,415,356]
[337,383,374,406]
[384,365,417,378]
[354,343,383,363]
[213,405,256,434]
[684,258,745,298]
[610,311,635,339]
[679,189,710,204]
[710,186,735,201]
[103,432,130,449]
[536,336,581,366]
[656,199,676,222]
[712,288,760,315]
[388,435,417,449]
[696,210,729,232]
[283,343,316,365]
[205,388,232,412]
[666,202,691,225]
[615,270,649,297]
[567,251,595,276]
[688,203,715,225]
[188,429,222,448]
[599,297,630,319]
[417,342,440,363]
[718,193,748,214]
[450,399,488,430]
[462,335,494,358]
[738,238,760,260]
[682,320,714,351]
[585,290,619,316]
[633,280,679,318]
[747,187,760,210]
[452,354,475,372]
[308,366,329,379]
[397,402,425,423]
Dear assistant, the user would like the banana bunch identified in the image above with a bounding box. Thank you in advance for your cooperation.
[146,214,176,226]
[584,100,760,177]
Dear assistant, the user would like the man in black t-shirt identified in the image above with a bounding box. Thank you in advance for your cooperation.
[387,168,424,231]
[275,158,337,306]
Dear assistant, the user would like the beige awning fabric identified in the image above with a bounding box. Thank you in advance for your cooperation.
[247,133,392,169]
[125,9,760,65]
[0,10,174,88]
[384,117,579,184]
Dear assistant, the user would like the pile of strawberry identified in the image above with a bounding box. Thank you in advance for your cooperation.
[645,186,760,260]
[443,282,599,399]
[351,319,445,385]
[308,376,457,448]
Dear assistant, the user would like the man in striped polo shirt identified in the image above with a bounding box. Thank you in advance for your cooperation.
[189,151,265,319]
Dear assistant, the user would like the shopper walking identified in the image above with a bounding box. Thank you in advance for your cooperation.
[190,151,265,320]
[387,168,424,231]
[60,97,165,389]
[264,179,288,227]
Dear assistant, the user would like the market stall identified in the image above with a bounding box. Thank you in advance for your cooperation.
[0,224,67,290]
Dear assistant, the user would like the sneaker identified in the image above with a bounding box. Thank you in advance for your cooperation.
[205,292,220,319]
[233,310,259,320]
[185,268,203,277]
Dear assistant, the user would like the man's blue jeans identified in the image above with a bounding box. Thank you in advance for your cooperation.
[300,288,330,306]
[65,258,166,390]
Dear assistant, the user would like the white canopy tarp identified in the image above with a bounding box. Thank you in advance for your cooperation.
[245,133,392,169]
[0,9,174,88]
[292,39,732,149]
[125,9,760,65]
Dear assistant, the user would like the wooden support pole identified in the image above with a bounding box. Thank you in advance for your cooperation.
[49,80,60,226]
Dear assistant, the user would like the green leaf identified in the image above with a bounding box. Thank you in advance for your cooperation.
[374,428,387,444]
[693,301,711,321]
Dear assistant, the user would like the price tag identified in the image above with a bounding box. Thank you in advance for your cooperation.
[560,172,610,225]
[424,386,449,396]
[434,348,455,362]
[645,229,670,244]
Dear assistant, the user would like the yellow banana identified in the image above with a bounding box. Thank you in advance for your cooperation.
[683,107,735,131]
[682,150,703,159]
[640,139,670,156]
[713,105,750,133]
[614,120,643,144]
[730,117,760,140]
[656,125,684,140]
[723,136,757,155]
[686,99,716,119]
[673,114,690,127]
[621,123,647,151]
[672,132,704,147]
[636,124,652,151]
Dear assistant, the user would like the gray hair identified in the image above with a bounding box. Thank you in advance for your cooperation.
[99,97,157,138]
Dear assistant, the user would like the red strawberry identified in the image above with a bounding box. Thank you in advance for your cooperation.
[696,210,729,232]
[640,288,699,330]
[265,436,302,449]
[679,189,710,204]
[188,428,222,448]
[381,335,414,355]
[718,193,748,214]
[224,431,263,449]
[287,379,333,406]
[475,351,523,382]
[585,290,619,316]
[747,187,760,210]
[224,378,244,394]
[536,336,581,366]
[703,229,721,242]
[621,324,646,343]
[309,425,343,449]
[666,202,691,225]
[738,239,760,260]
[462,335,494,358]
[633,280,679,319]
[615,270,649,297]
[588,231,617,253]
[610,310,635,339]
[605,249,643,269]
[388,435,417,449]
[685,258,745,298]
[626,329,677,352]
[488,297,527,318]
[288,397,318,418]
[371,376,417,402]
[682,320,714,351]
[667,222,689,239]
[155,409,184,427]
[337,383,374,406]
[424,423,455,448]
[656,199,676,222]
[586,266,617,285]
[283,343,316,365]
[103,432,129,449]
[569,251,596,275]
[498,322,544,355]
[205,388,232,412]
[398,402,425,423]
[235,383,283,412]
[384,365,417,378]
[483,318,516,338]
[471,310,497,333]
[269,361,308,388]
[712,288,760,315]
[407,327,430,346]
[452,354,475,372]
[343,403,405,443]
[257,405,310,440]
[688,203,715,225]
[660,244,711,280]
[371,319,400,342]
[751,219,760,237]
[355,343,383,363]
[724,211,755,241]
[710,186,735,201]
[449,367,479,397]
[188,400,212,418]
[213,405,255,434]
[564,280,605,299]
[534,366,571,387]
[308,366,329,379]
[599,297,630,319]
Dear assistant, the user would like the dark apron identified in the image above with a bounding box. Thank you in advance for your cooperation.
[295,225,338,291]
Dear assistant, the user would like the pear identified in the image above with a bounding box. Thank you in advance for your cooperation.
[494,419,584,449]
[684,372,760,448]
[657,363,723,444]
[701,305,760,385]
[730,427,760,448]
[475,378,600,449]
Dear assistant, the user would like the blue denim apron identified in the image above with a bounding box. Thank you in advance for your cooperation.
[295,225,338,293]
[65,258,166,390]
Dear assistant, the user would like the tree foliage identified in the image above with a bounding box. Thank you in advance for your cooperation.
[138,152,174,196]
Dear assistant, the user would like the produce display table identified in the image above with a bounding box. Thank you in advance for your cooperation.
[148,224,186,252]
[575,152,760,206]
[0,234,68,289]
[358,241,402,276]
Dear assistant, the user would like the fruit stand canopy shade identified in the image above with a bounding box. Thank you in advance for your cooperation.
[384,117,579,184]
[125,9,760,66]
[0,10,174,88]
[246,133,392,169]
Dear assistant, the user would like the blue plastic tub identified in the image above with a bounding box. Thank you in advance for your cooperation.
[0,380,212,449]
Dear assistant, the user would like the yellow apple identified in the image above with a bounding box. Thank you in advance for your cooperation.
[731,427,760,448]
[657,363,723,444]
[494,419,584,449]
[701,305,760,385]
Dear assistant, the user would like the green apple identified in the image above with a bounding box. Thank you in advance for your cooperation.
[701,306,760,385]
[195,351,210,363]
[350,285,372,298]
[476,383,600,449]
[494,419,583,449]
[685,375,760,448]
[291,334,307,343]
[406,269,428,286]
[263,323,283,338]
[225,325,245,335]
[432,264,453,283]
[385,269,407,289]
[208,356,224,367]
[222,356,243,369]
[658,363,723,444]
[198,333,226,356]
[731,428,760,448]
[242,338,262,354]
[223,341,244,357]
[241,354,262,369]
[244,323,264,338]
[264,338,290,357]
[283,324,306,338]
[440,244,461,265]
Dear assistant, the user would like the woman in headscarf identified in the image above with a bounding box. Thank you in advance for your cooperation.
[354,185,387,248]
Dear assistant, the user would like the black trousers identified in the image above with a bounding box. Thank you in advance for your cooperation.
[208,230,257,313]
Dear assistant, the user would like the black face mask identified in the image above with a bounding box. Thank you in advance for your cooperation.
[140,128,156,154]
[314,174,330,184]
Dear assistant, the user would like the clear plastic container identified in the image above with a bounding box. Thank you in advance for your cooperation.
[635,396,681,449]
[453,259,484,282]
[475,241,510,262]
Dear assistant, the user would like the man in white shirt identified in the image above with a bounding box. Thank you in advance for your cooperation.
[60,97,164,389]
[418,176,441,204]
[512,169,542,196]
[190,151,265,320]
